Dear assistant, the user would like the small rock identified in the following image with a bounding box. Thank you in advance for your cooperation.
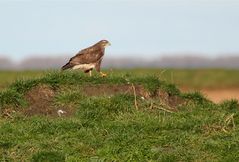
[57,109,66,117]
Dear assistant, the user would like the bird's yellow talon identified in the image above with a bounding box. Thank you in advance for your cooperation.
[100,72,107,77]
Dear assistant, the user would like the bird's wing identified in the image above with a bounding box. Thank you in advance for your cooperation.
[69,46,104,65]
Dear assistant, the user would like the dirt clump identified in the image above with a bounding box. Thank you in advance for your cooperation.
[157,90,185,108]
[24,84,73,117]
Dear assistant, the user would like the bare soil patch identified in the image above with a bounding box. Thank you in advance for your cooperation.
[24,85,74,117]
[181,87,239,103]
[202,88,239,103]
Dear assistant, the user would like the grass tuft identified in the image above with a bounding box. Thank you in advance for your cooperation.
[181,91,212,105]
[219,99,239,112]
[159,81,181,96]
[31,151,65,162]
[0,89,27,109]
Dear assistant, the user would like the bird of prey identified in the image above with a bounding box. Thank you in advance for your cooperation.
[61,40,111,77]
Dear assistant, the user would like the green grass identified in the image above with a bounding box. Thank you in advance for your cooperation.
[0,70,239,161]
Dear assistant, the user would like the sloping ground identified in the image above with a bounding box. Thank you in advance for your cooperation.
[0,71,239,161]
[0,71,191,117]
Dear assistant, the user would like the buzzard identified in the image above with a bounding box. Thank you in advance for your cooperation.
[61,40,111,77]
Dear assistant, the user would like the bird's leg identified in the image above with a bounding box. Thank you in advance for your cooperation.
[89,70,92,77]
[100,71,107,77]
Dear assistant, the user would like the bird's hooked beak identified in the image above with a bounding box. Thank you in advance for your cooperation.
[107,42,111,46]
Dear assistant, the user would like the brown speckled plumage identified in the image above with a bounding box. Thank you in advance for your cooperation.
[61,40,110,73]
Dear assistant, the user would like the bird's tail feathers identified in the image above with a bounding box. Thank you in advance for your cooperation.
[61,62,73,71]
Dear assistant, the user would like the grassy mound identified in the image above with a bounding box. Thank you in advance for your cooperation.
[0,71,239,161]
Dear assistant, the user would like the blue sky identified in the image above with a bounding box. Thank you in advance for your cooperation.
[0,0,239,60]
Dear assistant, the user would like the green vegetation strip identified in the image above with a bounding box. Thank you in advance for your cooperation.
[1,69,239,90]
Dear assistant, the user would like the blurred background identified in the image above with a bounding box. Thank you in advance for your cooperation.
[0,0,239,102]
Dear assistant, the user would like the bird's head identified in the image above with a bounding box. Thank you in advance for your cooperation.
[98,40,111,48]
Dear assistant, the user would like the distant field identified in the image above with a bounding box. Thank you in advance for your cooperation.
[114,69,239,103]
[0,69,239,90]
[113,68,239,89]
[0,70,44,90]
